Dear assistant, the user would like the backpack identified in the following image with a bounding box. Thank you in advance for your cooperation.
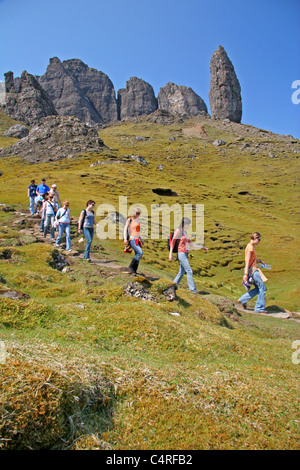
[168,231,182,253]
[79,210,87,230]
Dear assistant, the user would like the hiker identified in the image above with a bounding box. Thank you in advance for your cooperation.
[78,200,98,262]
[123,208,144,274]
[27,179,37,215]
[55,201,71,252]
[238,232,268,313]
[169,217,208,293]
[43,194,57,241]
[35,179,50,217]
[40,193,49,232]
[36,178,50,197]
[49,184,61,211]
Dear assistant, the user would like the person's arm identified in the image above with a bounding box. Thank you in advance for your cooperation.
[243,250,252,283]
[78,211,83,234]
[124,218,130,244]
[27,187,30,198]
[169,228,180,261]
[57,192,62,207]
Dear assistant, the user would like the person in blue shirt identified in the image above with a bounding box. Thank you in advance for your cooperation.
[36,179,50,196]
[27,179,37,215]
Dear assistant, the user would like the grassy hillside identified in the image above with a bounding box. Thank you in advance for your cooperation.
[0,110,299,450]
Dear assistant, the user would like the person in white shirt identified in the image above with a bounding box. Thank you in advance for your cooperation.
[55,201,71,251]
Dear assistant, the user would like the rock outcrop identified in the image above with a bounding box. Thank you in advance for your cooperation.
[117,77,158,119]
[3,124,29,139]
[158,82,208,116]
[0,115,105,163]
[38,57,118,125]
[4,71,57,126]
[209,45,242,123]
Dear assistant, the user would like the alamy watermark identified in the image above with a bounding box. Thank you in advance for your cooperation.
[0,341,6,364]
[292,340,300,365]
[94,197,204,244]
[291,80,300,105]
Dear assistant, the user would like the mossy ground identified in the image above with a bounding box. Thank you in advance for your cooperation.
[0,111,299,449]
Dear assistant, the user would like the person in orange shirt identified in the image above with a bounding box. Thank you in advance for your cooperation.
[169,217,208,293]
[124,208,144,274]
[238,232,268,312]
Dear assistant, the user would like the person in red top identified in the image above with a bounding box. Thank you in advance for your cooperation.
[238,232,268,312]
[169,217,208,293]
[124,208,144,274]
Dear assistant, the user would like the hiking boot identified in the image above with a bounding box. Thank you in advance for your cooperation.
[238,300,247,309]
[128,259,138,274]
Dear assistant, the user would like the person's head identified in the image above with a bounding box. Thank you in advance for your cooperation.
[49,194,54,201]
[179,217,191,230]
[250,232,261,245]
[51,184,57,190]
[132,208,141,218]
[43,192,49,200]
[86,200,95,209]
[31,179,35,184]
[41,179,46,184]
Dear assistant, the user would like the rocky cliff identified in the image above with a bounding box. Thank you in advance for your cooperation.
[117,77,158,120]
[38,57,118,125]
[158,82,208,117]
[4,70,57,126]
[209,45,242,123]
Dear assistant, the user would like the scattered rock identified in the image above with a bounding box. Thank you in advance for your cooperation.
[163,285,177,301]
[48,249,69,271]
[0,288,30,300]
[124,155,148,165]
[212,139,226,146]
[157,165,165,171]
[124,282,157,302]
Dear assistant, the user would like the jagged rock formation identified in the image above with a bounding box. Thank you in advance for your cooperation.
[38,57,118,125]
[209,45,242,123]
[4,71,57,126]
[117,77,158,119]
[0,115,105,163]
[158,82,208,116]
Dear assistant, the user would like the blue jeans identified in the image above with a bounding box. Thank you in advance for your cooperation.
[43,214,55,239]
[239,270,266,312]
[56,223,71,250]
[83,227,94,259]
[129,238,143,262]
[174,252,197,293]
[29,196,36,215]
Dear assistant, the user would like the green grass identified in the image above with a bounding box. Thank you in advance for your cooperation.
[0,110,299,449]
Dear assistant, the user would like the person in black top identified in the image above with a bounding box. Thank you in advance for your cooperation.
[27,179,37,215]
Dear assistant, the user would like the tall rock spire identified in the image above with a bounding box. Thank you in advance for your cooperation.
[209,45,242,123]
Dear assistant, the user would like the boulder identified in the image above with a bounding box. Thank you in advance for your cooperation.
[38,57,118,124]
[3,124,29,139]
[209,45,242,123]
[158,82,208,116]
[117,76,158,119]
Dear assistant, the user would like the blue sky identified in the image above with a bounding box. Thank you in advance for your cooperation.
[0,0,299,137]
